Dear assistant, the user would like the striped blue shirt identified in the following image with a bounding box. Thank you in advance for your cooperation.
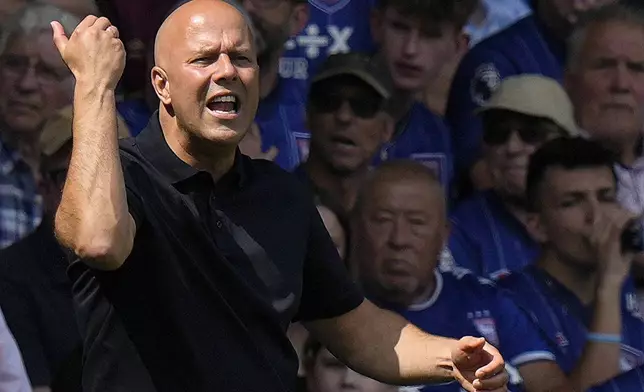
[449,191,540,279]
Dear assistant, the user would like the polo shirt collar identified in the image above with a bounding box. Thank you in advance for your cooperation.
[135,112,247,187]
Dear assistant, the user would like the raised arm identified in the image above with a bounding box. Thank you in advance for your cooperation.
[51,16,135,270]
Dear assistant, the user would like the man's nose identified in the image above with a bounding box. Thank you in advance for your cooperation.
[340,367,361,390]
[212,54,238,82]
[18,66,40,91]
[335,100,354,123]
[388,218,412,249]
[609,63,633,93]
[402,30,420,56]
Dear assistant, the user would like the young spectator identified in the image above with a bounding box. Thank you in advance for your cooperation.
[499,137,644,390]
[294,52,393,214]
[304,337,397,392]
[370,0,475,194]
[0,3,80,248]
[564,4,644,250]
[280,0,377,86]
[449,75,578,279]
[351,160,572,392]
[446,0,614,192]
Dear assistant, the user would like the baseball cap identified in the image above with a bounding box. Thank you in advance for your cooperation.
[476,74,579,136]
[311,52,393,99]
[40,106,131,157]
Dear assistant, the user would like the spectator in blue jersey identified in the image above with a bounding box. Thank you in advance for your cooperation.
[304,337,398,392]
[498,137,644,390]
[294,52,393,214]
[446,0,615,193]
[370,0,476,194]
[350,160,572,392]
[240,0,312,170]
[563,5,644,281]
[449,75,579,280]
[279,0,378,86]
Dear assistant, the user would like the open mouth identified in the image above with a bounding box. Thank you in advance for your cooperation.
[330,135,358,148]
[206,94,240,116]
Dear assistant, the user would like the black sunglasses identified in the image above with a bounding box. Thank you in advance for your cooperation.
[483,120,565,146]
[309,89,384,119]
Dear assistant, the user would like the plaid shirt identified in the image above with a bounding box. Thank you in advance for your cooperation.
[0,138,42,250]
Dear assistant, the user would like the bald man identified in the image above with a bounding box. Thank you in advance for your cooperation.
[50,1,508,391]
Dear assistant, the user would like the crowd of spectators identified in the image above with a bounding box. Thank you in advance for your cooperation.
[3,0,644,391]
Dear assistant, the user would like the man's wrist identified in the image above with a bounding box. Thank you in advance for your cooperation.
[74,80,117,97]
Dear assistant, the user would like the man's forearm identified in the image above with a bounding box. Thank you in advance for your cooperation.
[569,282,622,390]
[55,82,134,269]
[306,300,457,385]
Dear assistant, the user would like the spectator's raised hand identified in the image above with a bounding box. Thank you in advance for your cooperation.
[51,16,125,91]
[451,337,508,392]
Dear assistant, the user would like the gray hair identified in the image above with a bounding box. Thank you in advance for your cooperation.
[567,4,644,72]
[0,3,82,56]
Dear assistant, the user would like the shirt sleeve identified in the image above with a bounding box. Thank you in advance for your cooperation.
[445,49,518,175]
[0,307,32,392]
[493,290,557,368]
[294,201,364,322]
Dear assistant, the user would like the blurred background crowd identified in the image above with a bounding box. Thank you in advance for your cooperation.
[3,0,644,391]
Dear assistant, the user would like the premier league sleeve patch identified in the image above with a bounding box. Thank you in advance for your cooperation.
[470,63,502,106]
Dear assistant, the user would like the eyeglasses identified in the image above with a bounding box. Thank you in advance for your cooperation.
[0,55,70,87]
[483,120,565,146]
[309,89,384,119]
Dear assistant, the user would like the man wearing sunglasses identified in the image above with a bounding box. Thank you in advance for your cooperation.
[295,52,393,215]
[448,75,579,280]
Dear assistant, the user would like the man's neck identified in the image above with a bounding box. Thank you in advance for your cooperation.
[606,135,643,167]
[259,53,281,100]
[304,156,369,213]
[160,111,236,182]
[537,250,598,305]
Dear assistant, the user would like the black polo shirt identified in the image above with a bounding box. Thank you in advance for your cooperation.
[69,113,364,392]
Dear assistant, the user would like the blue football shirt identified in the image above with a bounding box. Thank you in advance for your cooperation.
[381,267,557,392]
[373,102,454,193]
[449,191,540,279]
[499,266,644,378]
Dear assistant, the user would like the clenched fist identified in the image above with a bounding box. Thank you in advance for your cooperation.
[51,16,125,91]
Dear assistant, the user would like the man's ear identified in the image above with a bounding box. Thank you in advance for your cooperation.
[290,3,310,37]
[455,31,470,57]
[370,8,384,45]
[151,66,171,106]
[526,212,549,244]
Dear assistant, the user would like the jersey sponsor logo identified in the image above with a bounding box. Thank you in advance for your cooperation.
[620,344,644,372]
[279,57,309,80]
[470,63,502,106]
